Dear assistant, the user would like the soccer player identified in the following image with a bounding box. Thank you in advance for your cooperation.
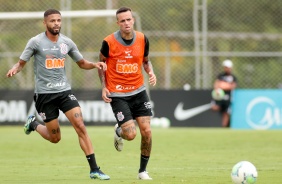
[211,59,237,127]
[6,9,110,180]
[98,7,157,180]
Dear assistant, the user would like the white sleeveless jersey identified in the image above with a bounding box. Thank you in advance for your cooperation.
[20,32,83,93]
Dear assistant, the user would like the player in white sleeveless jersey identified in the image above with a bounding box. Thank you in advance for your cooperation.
[6,9,110,180]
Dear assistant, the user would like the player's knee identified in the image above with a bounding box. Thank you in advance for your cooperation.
[126,131,137,141]
[75,122,87,135]
[49,137,61,143]
[142,128,152,138]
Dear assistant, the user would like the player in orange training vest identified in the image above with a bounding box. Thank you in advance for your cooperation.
[98,7,157,180]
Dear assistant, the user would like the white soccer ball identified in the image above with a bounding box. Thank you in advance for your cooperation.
[231,161,258,184]
[211,88,225,100]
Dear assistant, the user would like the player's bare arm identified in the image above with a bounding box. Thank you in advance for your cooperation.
[143,58,156,86]
[230,82,237,90]
[6,60,26,77]
[213,79,221,89]
[216,80,235,90]
[76,58,107,70]
[98,53,112,103]
[98,53,107,87]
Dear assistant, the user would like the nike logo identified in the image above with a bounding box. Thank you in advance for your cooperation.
[174,102,211,121]
[43,48,49,51]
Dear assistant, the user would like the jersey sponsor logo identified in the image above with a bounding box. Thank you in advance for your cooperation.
[60,43,68,55]
[116,85,135,91]
[116,63,138,73]
[46,82,66,88]
[124,50,133,58]
[45,58,65,69]
[42,48,49,51]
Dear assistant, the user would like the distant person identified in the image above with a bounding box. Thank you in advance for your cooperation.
[6,9,110,180]
[211,59,237,127]
[98,7,157,180]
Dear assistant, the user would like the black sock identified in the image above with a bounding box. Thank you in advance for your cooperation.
[86,153,99,172]
[115,126,121,137]
[31,120,40,131]
[139,154,150,173]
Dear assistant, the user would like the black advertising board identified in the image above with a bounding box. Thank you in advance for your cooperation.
[150,90,222,127]
[0,90,221,127]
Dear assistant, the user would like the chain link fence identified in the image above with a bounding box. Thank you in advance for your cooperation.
[1,0,282,90]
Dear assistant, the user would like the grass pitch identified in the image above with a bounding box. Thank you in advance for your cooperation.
[0,126,281,184]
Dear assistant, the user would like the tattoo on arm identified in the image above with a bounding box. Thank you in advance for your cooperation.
[98,69,106,88]
[12,61,25,74]
[98,53,106,88]
[143,60,154,74]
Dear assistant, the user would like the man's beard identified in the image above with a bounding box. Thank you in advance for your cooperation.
[47,26,60,35]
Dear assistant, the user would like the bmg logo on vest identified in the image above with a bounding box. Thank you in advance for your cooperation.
[231,89,282,130]
[116,63,138,73]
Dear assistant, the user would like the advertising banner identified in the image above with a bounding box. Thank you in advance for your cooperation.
[231,89,282,130]
[150,90,221,127]
[0,89,221,127]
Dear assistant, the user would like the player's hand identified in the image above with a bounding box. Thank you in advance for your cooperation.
[102,87,112,103]
[6,68,17,78]
[95,62,107,71]
[148,72,156,86]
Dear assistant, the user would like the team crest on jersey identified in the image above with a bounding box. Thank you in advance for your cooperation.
[116,112,124,121]
[60,43,68,55]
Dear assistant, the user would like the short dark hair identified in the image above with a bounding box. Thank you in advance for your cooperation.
[44,9,61,18]
[116,7,132,17]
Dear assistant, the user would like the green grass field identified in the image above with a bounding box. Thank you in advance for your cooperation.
[0,126,281,184]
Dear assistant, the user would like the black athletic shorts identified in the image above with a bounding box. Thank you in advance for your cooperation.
[110,90,152,126]
[34,90,80,122]
[214,99,231,113]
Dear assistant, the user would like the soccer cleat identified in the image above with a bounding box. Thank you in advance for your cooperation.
[114,124,123,151]
[137,171,152,180]
[90,168,110,180]
[24,115,36,135]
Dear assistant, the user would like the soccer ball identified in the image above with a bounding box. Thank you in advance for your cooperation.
[231,161,258,184]
[211,88,225,100]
